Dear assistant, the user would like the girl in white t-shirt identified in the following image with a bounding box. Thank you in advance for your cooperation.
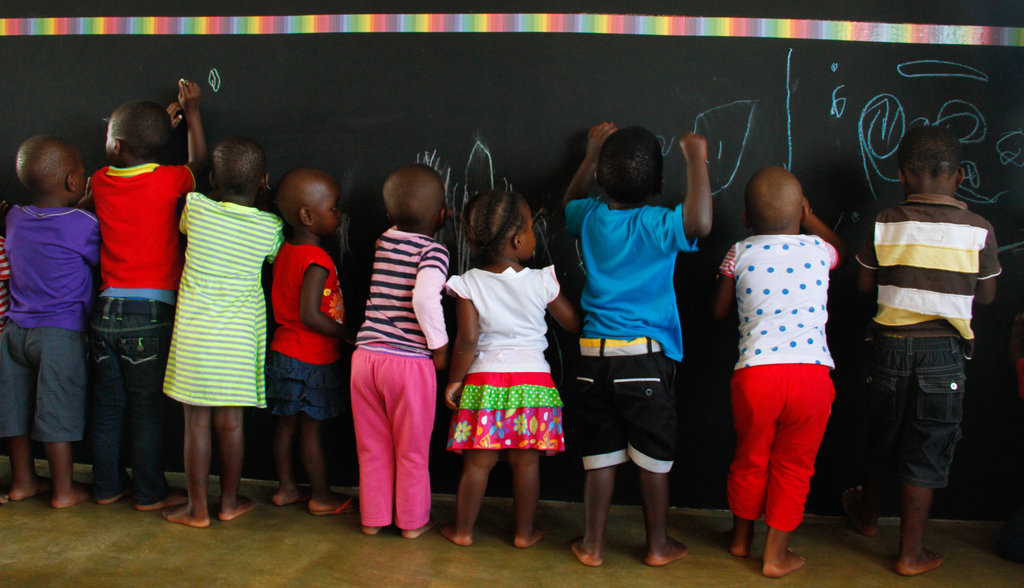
[440,190,579,549]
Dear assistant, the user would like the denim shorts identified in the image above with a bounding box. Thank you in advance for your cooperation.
[864,335,965,489]
[0,323,88,442]
[265,351,346,420]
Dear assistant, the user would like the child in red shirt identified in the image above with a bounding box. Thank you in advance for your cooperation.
[266,168,354,516]
[88,80,208,511]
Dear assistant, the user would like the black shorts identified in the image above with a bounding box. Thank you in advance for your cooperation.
[864,335,965,489]
[576,350,676,473]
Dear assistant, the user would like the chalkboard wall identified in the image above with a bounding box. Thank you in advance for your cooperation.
[2,1,1023,521]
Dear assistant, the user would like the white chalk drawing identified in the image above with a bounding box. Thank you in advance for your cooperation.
[208,68,221,92]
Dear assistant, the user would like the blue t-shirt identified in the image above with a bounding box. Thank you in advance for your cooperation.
[565,197,698,361]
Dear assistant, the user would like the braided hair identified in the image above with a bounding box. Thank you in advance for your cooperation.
[462,190,528,262]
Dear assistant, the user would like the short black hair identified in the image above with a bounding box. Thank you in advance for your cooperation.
[109,101,172,160]
[596,126,663,204]
[463,190,527,261]
[897,125,963,178]
[212,137,266,196]
[15,135,80,195]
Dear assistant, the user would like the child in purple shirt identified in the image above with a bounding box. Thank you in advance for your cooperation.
[0,136,99,509]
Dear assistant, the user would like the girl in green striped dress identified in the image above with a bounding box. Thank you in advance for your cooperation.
[163,137,283,528]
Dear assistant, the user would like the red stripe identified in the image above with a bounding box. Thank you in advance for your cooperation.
[464,372,556,388]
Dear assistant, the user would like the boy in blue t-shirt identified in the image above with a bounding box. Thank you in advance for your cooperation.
[563,123,712,566]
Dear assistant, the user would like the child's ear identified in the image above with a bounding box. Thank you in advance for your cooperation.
[897,169,906,186]
[261,172,270,194]
[208,170,219,190]
[299,206,314,227]
[65,171,80,194]
[742,211,751,229]
[512,232,523,250]
[954,166,965,187]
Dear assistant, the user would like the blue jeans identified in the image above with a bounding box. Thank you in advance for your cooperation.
[864,335,966,489]
[90,298,175,506]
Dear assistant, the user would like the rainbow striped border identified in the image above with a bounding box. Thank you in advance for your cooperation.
[0,14,1020,46]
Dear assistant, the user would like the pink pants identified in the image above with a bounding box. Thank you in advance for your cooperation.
[727,364,834,532]
[350,348,436,530]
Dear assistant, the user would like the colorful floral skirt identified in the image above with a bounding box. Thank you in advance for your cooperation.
[446,371,565,454]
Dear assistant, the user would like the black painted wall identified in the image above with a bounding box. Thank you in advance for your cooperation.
[2,2,1023,520]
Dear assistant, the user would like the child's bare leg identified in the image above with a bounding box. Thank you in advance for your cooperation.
[301,413,352,514]
[6,435,50,500]
[843,476,883,537]
[441,449,499,546]
[729,515,755,557]
[570,465,616,567]
[163,405,212,528]
[271,414,304,505]
[44,441,90,508]
[762,526,805,577]
[214,407,255,521]
[507,449,543,548]
[638,469,689,566]
[894,483,943,576]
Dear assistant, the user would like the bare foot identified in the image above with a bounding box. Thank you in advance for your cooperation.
[729,526,753,557]
[842,486,879,537]
[644,537,689,567]
[271,485,310,506]
[162,502,210,528]
[308,493,355,516]
[763,548,806,578]
[135,489,188,512]
[96,487,131,506]
[51,482,91,509]
[0,493,7,504]
[570,537,603,567]
[894,547,944,576]
[218,495,256,522]
[440,523,473,546]
[8,477,51,501]
[401,521,434,539]
[362,526,383,535]
[514,527,544,549]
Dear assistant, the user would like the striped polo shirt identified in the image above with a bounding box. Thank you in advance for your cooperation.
[356,227,449,355]
[856,193,1000,342]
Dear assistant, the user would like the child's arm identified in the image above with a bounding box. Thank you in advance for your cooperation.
[711,275,736,320]
[678,133,713,240]
[411,267,450,370]
[547,292,581,335]
[802,197,847,268]
[975,277,997,305]
[172,79,209,178]
[563,122,617,211]
[299,264,352,340]
[444,297,480,410]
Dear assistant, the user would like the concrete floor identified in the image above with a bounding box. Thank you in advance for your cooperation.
[0,460,1021,587]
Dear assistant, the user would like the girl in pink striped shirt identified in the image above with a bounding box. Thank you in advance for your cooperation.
[351,164,450,538]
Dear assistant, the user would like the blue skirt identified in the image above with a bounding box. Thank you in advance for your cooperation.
[264,351,346,420]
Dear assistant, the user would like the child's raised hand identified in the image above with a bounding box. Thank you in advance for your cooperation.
[678,132,708,163]
[586,122,617,162]
[167,102,184,129]
[177,79,202,115]
[444,382,464,411]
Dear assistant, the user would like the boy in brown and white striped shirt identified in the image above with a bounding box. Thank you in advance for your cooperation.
[844,126,1000,576]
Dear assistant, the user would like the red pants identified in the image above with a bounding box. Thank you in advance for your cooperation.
[727,364,834,532]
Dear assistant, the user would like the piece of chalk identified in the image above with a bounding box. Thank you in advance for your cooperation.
[179,78,186,85]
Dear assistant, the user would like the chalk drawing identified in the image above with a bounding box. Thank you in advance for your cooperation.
[858,94,905,199]
[830,85,847,118]
[897,60,989,82]
[693,100,757,195]
[208,68,221,92]
[785,48,793,169]
[997,130,1024,167]
[655,135,678,157]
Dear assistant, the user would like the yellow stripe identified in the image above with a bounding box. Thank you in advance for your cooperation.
[875,305,974,339]
[105,163,159,177]
[579,336,654,348]
[875,243,979,273]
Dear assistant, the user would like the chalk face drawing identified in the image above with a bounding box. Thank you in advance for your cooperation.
[208,68,221,92]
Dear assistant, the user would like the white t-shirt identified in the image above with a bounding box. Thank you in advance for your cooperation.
[719,234,838,370]
[445,265,561,374]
